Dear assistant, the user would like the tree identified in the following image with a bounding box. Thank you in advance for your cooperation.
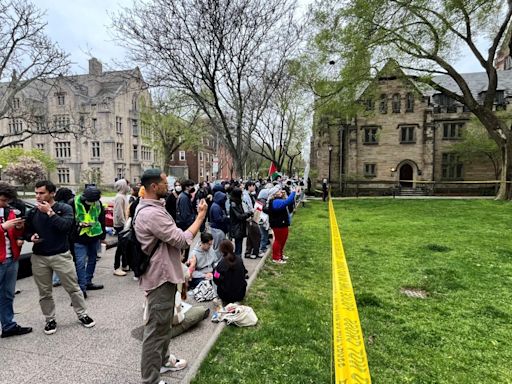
[112,0,302,177]
[4,155,46,192]
[0,0,72,148]
[139,93,203,174]
[453,123,501,180]
[310,0,512,199]
[249,73,310,173]
[0,147,56,171]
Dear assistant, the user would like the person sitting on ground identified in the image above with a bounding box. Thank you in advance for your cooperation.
[213,239,247,305]
[187,232,216,290]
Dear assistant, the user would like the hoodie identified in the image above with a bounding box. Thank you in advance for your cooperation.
[190,243,217,278]
[209,191,229,233]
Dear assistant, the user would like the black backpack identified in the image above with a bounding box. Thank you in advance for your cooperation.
[118,206,161,277]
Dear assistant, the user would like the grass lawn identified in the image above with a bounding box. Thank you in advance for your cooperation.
[193,200,512,384]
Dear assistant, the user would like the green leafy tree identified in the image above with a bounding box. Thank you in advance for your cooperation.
[4,155,46,193]
[0,147,56,171]
[453,124,501,180]
[139,94,202,174]
[309,0,512,199]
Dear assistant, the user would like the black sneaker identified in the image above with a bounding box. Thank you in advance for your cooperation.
[79,315,96,328]
[1,324,33,338]
[44,320,57,335]
[86,283,104,290]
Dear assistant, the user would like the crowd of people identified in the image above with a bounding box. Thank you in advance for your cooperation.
[0,169,304,384]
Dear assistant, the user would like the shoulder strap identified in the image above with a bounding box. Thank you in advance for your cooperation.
[132,204,162,255]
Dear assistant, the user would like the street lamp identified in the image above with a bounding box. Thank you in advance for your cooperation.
[328,144,333,184]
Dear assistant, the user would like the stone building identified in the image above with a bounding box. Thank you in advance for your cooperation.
[0,58,154,188]
[310,61,503,195]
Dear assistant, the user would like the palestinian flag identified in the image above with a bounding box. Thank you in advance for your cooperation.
[268,161,277,179]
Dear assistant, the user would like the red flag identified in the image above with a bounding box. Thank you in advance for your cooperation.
[268,162,277,177]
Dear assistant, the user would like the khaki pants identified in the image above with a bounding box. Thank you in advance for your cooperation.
[31,252,87,321]
[141,282,177,384]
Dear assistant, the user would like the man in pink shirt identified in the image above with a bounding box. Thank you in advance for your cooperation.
[135,169,207,384]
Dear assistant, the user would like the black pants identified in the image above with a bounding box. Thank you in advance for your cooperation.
[114,226,127,270]
[245,221,261,256]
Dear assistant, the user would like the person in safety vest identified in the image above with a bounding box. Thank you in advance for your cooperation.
[71,187,106,297]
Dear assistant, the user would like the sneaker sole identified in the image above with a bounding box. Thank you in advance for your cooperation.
[160,366,186,373]
[80,321,96,328]
[44,329,57,335]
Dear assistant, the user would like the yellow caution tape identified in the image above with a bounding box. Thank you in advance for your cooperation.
[329,196,371,384]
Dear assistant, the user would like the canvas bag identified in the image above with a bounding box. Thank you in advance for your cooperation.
[192,280,216,302]
[222,303,258,327]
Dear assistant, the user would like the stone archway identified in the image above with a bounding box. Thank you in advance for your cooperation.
[399,163,413,187]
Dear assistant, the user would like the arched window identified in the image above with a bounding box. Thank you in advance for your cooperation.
[406,93,414,112]
[392,93,401,113]
[379,94,387,113]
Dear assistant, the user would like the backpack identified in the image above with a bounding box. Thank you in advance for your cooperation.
[118,205,161,277]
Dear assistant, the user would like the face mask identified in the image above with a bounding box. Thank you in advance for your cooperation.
[175,186,182,192]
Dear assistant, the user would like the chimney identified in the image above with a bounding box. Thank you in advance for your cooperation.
[89,58,103,76]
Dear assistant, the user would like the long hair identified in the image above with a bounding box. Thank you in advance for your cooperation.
[219,239,237,268]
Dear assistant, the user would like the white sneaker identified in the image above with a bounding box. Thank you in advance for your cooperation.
[133,276,139,281]
[272,259,287,264]
[160,355,187,373]
[281,255,289,261]
[113,268,127,276]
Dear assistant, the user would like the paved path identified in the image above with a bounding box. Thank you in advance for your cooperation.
[2,241,268,384]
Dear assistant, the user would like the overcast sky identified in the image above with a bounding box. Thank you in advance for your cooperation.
[37,0,486,76]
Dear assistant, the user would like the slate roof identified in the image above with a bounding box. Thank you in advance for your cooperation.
[0,67,143,104]
[428,70,512,99]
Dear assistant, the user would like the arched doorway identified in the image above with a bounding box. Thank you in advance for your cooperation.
[399,164,413,187]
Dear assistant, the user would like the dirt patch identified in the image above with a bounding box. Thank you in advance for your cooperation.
[400,287,429,299]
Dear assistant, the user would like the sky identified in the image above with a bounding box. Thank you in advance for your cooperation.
[36,0,487,76]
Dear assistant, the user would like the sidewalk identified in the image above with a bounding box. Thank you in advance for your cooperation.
[1,242,268,384]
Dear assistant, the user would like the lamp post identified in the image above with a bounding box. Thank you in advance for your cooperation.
[328,144,333,185]
[0,164,3,180]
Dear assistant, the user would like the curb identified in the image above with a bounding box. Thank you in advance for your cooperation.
[180,251,269,384]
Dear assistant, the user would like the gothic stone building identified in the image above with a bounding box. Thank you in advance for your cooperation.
[310,61,504,195]
[0,58,155,188]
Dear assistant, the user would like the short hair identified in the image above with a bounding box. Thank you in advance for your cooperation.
[181,179,195,188]
[35,180,56,193]
[200,232,213,243]
[245,181,255,189]
[140,168,163,189]
[0,182,17,200]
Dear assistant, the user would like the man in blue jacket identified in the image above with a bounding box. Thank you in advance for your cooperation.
[209,191,229,261]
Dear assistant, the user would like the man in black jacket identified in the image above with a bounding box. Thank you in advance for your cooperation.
[24,180,95,335]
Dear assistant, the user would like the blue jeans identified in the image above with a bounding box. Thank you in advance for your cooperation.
[74,240,100,292]
[259,224,270,252]
[0,258,19,332]
[234,238,243,257]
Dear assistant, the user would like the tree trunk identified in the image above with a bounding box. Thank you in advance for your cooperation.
[496,143,512,200]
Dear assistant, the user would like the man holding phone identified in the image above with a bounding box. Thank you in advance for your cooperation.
[0,182,31,338]
[24,180,95,335]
